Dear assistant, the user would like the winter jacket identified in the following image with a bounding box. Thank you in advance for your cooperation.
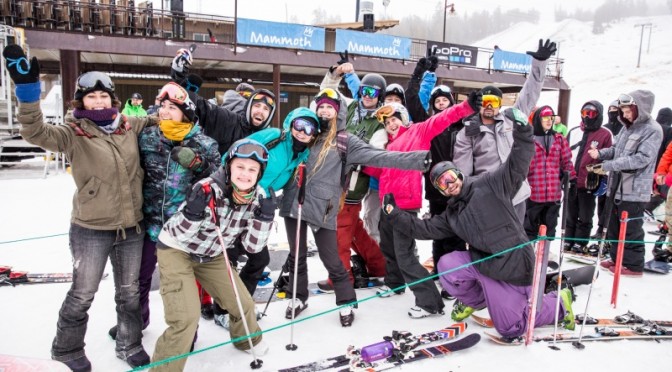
[656,142,672,176]
[193,89,276,155]
[654,107,672,169]
[598,90,663,202]
[278,92,429,231]
[365,100,475,210]
[221,90,247,115]
[527,106,575,203]
[18,102,155,230]
[453,58,548,206]
[138,123,220,241]
[572,100,613,190]
[386,120,536,286]
[158,168,272,256]
[247,107,317,195]
[121,100,147,117]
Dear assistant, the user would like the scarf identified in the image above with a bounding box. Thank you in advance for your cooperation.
[231,183,254,205]
[159,120,193,141]
[73,108,121,134]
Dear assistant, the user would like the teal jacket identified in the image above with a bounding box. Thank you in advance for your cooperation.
[247,107,317,195]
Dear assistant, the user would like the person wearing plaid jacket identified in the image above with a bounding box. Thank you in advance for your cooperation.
[524,105,576,240]
[152,140,274,371]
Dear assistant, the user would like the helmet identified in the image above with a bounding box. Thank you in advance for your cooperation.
[385,83,406,106]
[429,85,454,111]
[360,73,387,95]
[429,161,463,192]
[74,71,116,101]
[374,102,410,127]
[222,139,269,185]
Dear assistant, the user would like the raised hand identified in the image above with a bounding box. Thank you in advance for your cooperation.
[526,39,557,61]
[2,45,39,85]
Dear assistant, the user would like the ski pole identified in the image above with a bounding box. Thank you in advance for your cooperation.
[203,183,263,369]
[259,255,290,317]
[610,211,629,308]
[573,171,621,350]
[525,225,547,346]
[550,171,571,350]
[287,163,306,351]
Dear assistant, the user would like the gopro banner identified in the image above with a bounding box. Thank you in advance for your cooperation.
[493,49,532,73]
[237,18,325,51]
[334,29,411,59]
[427,41,478,66]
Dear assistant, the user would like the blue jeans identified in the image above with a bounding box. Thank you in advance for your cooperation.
[51,224,145,362]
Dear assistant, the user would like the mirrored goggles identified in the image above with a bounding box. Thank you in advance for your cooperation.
[252,94,275,107]
[76,71,115,93]
[239,91,252,98]
[581,109,599,119]
[157,82,189,105]
[433,169,460,191]
[618,93,635,107]
[291,118,317,136]
[360,86,381,99]
[316,88,339,100]
[482,94,502,108]
[230,142,269,163]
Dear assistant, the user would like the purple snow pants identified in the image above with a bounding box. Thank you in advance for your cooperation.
[437,251,565,338]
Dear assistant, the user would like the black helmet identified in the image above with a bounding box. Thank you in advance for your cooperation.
[429,85,455,111]
[385,83,406,106]
[429,161,463,192]
[360,73,387,94]
[74,71,116,101]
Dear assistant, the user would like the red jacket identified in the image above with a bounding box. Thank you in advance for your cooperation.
[365,100,474,209]
[528,133,576,202]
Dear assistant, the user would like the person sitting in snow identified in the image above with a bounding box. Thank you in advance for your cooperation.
[381,107,575,341]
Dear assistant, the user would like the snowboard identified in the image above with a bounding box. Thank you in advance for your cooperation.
[252,278,386,304]
[644,259,671,274]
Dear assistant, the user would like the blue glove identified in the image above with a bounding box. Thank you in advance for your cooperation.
[594,177,608,197]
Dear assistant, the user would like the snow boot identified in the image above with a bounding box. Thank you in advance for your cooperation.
[122,349,150,369]
[62,355,91,372]
[339,305,356,327]
[451,300,475,321]
[560,288,575,331]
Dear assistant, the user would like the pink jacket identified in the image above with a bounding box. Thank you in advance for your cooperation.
[366,100,474,210]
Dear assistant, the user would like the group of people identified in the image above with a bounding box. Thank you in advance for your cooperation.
[3,34,669,371]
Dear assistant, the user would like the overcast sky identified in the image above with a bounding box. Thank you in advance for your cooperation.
[171,0,666,24]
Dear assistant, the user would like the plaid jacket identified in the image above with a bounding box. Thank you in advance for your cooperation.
[528,133,575,202]
[158,179,272,257]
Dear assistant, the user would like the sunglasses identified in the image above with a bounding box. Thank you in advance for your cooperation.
[359,86,381,99]
[581,109,599,119]
[230,141,269,164]
[157,82,189,105]
[433,169,459,191]
[618,93,635,107]
[292,118,317,136]
[252,94,275,107]
[316,88,339,100]
[76,71,114,93]
[482,94,502,109]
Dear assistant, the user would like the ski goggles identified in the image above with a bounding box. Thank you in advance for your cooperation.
[76,71,115,93]
[482,94,502,109]
[375,105,397,124]
[251,93,275,108]
[316,88,339,100]
[359,85,381,99]
[581,107,599,119]
[156,82,190,105]
[431,85,452,95]
[239,90,252,98]
[433,169,461,191]
[291,118,317,136]
[229,140,269,164]
[617,93,635,107]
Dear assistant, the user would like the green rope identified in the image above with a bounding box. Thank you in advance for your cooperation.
[0,233,68,245]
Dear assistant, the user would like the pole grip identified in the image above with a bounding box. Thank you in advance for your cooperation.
[296,163,306,205]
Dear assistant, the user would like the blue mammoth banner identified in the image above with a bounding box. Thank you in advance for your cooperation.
[334,29,411,59]
[493,49,532,73]
[237,18,325,51]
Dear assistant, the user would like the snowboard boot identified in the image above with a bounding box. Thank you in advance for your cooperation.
[562,242,573,252]
[440,289,455,301]
[570,243,587,255]
[339,304,356,327]
[214,313,230,330]
[62,355,91,372]
[285,299,308,319]
[590,227,603,240]
[200,303,214,320]
[350,254,370,289]
[317,279,335,293]
[122,349,150,369]
[451,300,476,322]
[560,288,575,331]
[653,244,672,262]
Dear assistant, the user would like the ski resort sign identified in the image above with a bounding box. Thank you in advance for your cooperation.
[335,29,411,59]
[237,18,325,51]
[493,49,532,74]
[427,41,478,66]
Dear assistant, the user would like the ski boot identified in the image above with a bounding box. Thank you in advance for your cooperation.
[451,300,476,322]
[559,288,575,331]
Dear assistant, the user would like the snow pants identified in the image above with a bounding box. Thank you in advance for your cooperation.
[437,251,565,338]
[362,188,381,243]
[565,186,598,247]
[336,203,386,280]
[607,200,646,272]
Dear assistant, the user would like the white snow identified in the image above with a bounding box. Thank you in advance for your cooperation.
[2,15,672,372]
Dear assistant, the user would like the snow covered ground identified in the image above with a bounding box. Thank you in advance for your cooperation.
[2,14,672,372]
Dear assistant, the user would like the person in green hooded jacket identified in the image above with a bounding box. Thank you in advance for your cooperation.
[122,92,148,117]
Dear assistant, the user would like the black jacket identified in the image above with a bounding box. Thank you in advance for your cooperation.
[387,121,535,286]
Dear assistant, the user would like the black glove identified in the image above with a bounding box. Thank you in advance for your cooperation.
[183,184,211,221]
[412,57,432,78]
[337,50,349,65]
[526,39,557,61]
[467,91,483,112]
[254,189,278,222]
[423,151,432,172]
[171,146,205,171]
[504,107,529,127]
[382,193,397,216]
[2,45,39,85]
[428,55,439,72]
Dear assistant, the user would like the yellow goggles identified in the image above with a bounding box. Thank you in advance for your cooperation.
[482,94,502,108]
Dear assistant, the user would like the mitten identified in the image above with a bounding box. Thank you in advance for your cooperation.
[171,146,205,171]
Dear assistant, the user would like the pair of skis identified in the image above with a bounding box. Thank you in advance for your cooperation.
[279,323,479,372]
[0,266,72,286]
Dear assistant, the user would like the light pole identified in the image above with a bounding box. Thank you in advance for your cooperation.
[635,23,652,68]
[442,1,455,42]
